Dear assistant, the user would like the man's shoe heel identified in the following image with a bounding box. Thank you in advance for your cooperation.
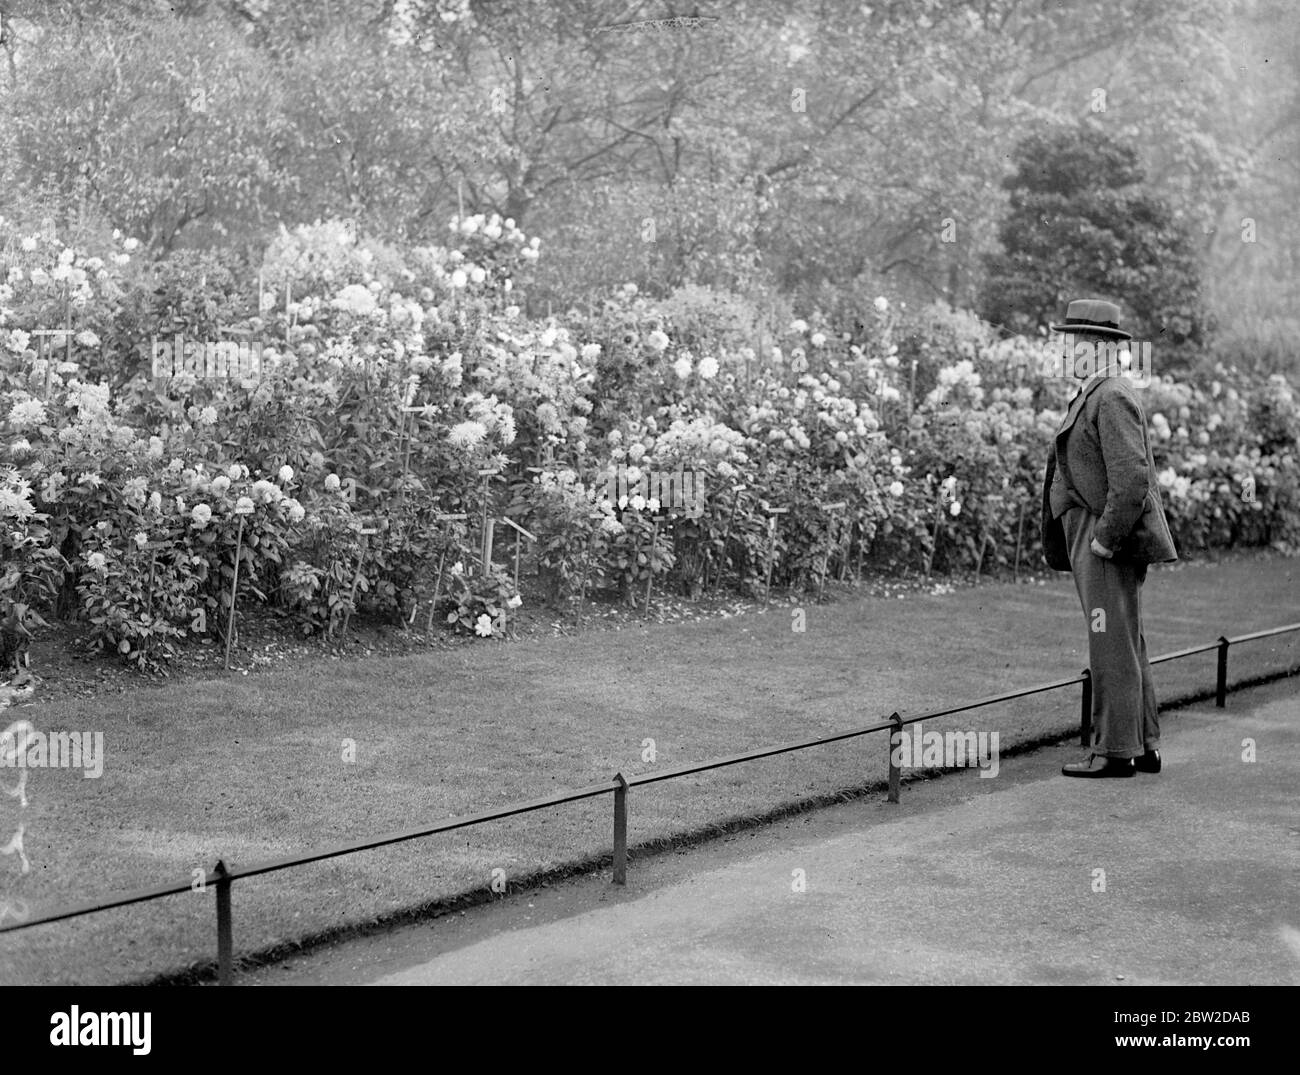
[1135,749,1161,773]
[1062,755,1136,778]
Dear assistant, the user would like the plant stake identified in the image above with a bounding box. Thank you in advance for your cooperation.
[224,503,253,670]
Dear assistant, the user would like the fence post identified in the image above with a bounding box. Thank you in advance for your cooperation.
[612,773,628,885]
[214,859,233,986]
[1079,670,1092,748]
[887,712,903,804]
[1216,636,1230,708]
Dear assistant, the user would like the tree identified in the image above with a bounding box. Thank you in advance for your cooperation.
[4,8,294,252]
[981,123,1210,366]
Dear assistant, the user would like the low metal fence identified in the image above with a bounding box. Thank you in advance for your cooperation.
[2,621,1296,984]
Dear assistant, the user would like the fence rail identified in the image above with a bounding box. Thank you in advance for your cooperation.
[2,620,1298,985]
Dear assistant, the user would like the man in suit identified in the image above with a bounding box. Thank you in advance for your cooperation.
[1040,299,1178,778]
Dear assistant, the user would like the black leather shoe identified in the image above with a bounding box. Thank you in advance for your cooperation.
[1135,749,1161,773]
[1062,754,1136,778]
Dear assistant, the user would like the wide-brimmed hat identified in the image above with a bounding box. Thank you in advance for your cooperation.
[1050,298,1132,341]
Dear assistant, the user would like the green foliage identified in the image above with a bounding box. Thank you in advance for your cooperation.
[0,0,1291,335]
[517,468,603,602]
[599,508,675,607]
[442,564,520,638]
[981,124,1211,368]
[5,12,295,252]
[1,211,1296,677]
[0,467,66,620]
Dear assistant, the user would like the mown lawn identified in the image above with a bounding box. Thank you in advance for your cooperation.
[1,552,1297,985]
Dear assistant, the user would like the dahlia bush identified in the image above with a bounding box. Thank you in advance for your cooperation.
[1,210,1295,671]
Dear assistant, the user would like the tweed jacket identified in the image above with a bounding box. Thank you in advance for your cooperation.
[1041,372,1179,571]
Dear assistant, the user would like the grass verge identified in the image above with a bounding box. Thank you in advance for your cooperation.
[1,552,1297,984]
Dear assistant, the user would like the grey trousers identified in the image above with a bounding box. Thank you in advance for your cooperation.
[1062,506,1160,758]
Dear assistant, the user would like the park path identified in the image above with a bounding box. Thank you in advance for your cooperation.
[245,678,1300,986]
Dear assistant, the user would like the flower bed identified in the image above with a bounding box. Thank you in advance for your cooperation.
[1,214,1296,671]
